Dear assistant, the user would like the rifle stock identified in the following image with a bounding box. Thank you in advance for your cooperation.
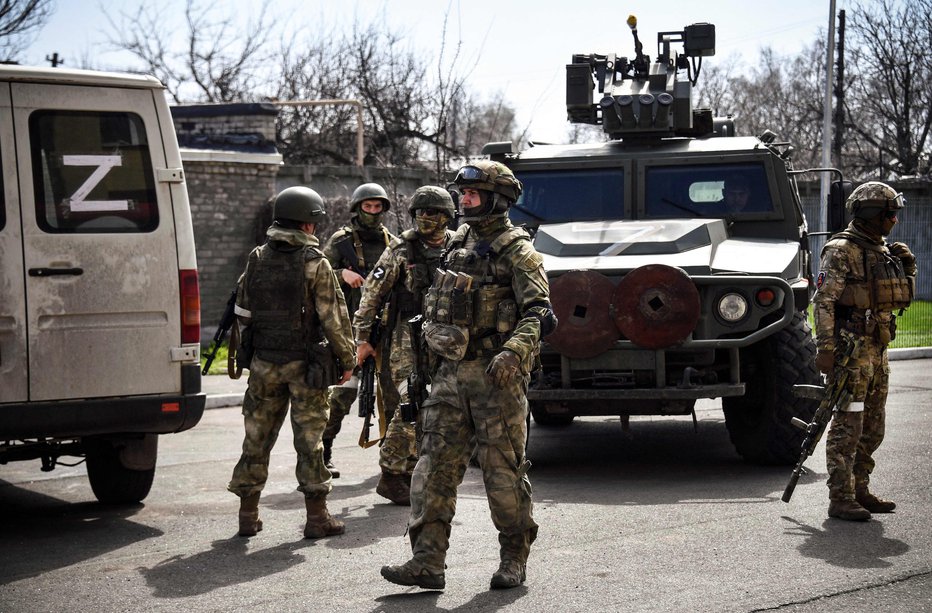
[782,330,862,503]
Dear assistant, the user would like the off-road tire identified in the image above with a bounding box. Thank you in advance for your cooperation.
[723,310,820,465]
[86,440,155,504]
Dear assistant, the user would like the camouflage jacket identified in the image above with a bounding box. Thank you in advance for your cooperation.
[354,228,454,343]
[236,225,355,368]
[813,221,915,351]
[452,217,552,365]
[322,216,396,320]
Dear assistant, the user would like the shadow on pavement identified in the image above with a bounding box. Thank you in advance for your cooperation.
[0,481,162,585]
[783,515,910,568]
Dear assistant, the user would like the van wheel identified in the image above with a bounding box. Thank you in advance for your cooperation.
[723,311,820,465]
[86,439,156,504]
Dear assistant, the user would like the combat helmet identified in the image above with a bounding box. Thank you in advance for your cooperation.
[453,160,523,218]
[845,181,905,220]
[273,186,326,223]
[350,182,392,212]
[408,185,456,219]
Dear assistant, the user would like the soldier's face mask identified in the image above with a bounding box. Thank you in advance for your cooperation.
[415,210,449,241]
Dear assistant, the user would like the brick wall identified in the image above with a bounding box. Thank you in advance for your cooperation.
[182,153,281,336]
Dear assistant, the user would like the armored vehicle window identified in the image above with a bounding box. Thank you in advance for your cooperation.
[510,168,624,224]
[644,163,773,219]
[29,111,158,233]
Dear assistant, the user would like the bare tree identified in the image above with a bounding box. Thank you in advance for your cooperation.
[106,0,277,103]
[0,0,55,62]
[844,0,932,178]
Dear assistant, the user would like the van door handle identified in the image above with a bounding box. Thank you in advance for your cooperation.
[28,267,84,277]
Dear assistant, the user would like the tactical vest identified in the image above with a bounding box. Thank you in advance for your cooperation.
[332,225,392,318]
[245,242,323,364]
[390,229,446,324]
[423,225,529,354]
[827,233,913,312]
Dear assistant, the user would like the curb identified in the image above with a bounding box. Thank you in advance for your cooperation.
[205,394,245,410]
[888,347,932,361]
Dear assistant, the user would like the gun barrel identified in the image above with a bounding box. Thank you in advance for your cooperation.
[782,471,801,503]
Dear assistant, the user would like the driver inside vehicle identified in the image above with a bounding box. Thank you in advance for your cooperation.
[721,175,751,214]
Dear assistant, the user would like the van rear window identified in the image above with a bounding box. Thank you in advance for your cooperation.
[29,111,159,233]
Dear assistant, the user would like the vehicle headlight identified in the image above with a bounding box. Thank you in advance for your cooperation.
[717,292,748,322]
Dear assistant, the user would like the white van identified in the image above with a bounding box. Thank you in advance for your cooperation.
[0,65,205,503]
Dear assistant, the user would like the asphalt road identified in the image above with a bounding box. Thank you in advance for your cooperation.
[1,359,931,612]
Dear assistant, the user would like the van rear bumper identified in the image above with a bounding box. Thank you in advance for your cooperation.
[0,393,205,440]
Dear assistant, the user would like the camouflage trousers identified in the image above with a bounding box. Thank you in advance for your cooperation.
[407,356,538,572]
[825,336,889,501]
[323,348,399,443]
[380,323,417,476]
[228,356,332,499]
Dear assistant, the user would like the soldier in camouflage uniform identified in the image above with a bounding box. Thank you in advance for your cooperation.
[813,181,917,521]
[354,186,456,506]
[321,183,398,477]
[381,161,557,591]
[228,186,356,539]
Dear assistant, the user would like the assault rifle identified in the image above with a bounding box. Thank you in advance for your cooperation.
[782,330,863,503]
[399,315,428,422]
[202,289,237,376]
[357,305,385,446]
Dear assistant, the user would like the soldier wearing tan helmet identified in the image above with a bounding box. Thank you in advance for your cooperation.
[813,181,917,521]
[353,185,457,505]
[228,186,355,539]
[321,183,398,477]
[381,161,557,591]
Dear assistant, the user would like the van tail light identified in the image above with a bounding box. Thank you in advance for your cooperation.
[180,269,201,343]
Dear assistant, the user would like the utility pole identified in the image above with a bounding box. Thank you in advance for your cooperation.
[45,53,63,68]
[832,10,846,167]
[819,0,837,235]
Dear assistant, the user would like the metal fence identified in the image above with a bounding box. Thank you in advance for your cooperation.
[802,196,931,348]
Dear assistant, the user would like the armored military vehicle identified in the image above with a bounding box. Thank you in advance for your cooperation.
[488,18,824,464]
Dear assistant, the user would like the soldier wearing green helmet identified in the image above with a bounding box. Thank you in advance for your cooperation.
[228,186,355,539]
[321,182,398,477]
[352,185,457,505]
[813,181,917,521]
[382,161,557,591]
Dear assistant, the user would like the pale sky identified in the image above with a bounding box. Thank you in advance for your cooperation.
[24,0,842,143]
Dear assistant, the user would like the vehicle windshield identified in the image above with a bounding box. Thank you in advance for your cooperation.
[510,168,624,225]
[644,162,774,219]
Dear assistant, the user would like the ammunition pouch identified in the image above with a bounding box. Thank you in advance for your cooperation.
[872,258,912,310]
[424,320,470,361]
[237,323,255,370]
[305,341,340,389]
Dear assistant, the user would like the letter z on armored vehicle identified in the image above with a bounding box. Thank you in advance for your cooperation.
[485,19,820,464]
[0,65,204,502]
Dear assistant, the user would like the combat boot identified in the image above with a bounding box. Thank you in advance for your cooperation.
[238,493,262,537]
[490,559,526,589]
[491,531,530,589]
[323,438,340,479]
[376,470,411,506]
[380,559,445,590]
[856,489,896,513]
[828,499,872,521]
[303,496,345,539]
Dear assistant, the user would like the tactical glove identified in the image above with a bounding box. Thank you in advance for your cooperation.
[888,242,917,276]
[815,349,835,375]
[486,350,520,389]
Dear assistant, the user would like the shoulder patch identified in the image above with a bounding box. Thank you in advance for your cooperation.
[816,271,826,288]
[514,245,544,272]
